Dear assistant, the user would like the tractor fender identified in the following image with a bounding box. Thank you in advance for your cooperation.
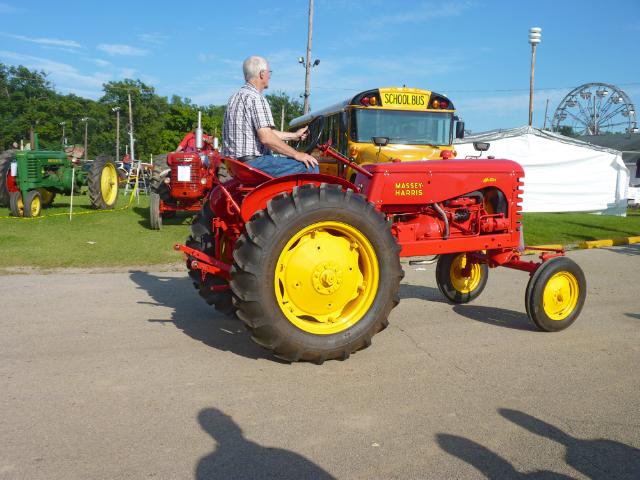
[240,173,357,222]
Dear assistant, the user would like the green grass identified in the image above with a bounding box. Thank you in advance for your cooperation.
[521,209,640,246]
[0,193,190,269]
[1,191,639,269]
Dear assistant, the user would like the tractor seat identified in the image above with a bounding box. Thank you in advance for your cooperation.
[224,157,274,186]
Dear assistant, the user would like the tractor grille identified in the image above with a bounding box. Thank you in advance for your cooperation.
[26,158,39,180]
[171,162,202,189]
[515,177,524,223]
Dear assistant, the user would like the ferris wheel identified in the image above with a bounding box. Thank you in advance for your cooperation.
[552,82,638,135]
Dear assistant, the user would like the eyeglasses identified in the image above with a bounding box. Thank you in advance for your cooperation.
[261,69,273,76]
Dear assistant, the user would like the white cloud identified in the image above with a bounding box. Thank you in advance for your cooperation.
[2,33,82,48]
[0,2,21,13]
[92,58,111,68]
[0,50,110,98]
[198,53,216,63]
[137,33,168,45]
[97,44,148,57]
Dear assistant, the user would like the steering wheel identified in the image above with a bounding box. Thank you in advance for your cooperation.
[295,117,324,154]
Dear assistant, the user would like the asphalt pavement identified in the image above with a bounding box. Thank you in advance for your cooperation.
[1,245,639,479]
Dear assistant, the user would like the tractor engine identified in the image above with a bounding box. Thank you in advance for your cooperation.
[356,158,524,255]
[166,152,212,201]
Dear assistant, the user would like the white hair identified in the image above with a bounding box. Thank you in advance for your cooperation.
[243,56,268,82]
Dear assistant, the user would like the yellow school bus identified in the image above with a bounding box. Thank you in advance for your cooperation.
[289,86,465,180]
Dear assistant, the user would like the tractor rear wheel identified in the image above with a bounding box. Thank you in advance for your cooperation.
[436,252,488,303]
[88,156,118,209]
[150,192,162,230]
[186,199,236,317]
[525,257,586,332]
[0,149,16,207]
[9,191,24,217]
[24,190,42,217]
[231,183,403,363]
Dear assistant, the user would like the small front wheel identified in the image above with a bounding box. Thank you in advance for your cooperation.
[24,190,42,217]
[526,257,586,332]
[436,252,488,303]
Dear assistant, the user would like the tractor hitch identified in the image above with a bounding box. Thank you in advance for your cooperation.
[174,243,231,279]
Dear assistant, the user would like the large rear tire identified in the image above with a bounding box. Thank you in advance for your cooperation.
[436,252,488,303]
[9,191,24,217]
[186,199,236,317]
[89,156,118,209]
[231,183,403,363]
[0,149,16,207]
[526,257,586,332]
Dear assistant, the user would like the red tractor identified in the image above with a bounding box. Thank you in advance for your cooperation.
[176,141,586,363]
[149,113,223,229]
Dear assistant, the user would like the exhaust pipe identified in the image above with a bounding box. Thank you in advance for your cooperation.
[195,111,203,150]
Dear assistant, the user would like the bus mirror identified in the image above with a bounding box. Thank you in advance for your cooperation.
[455,121,465,139]
[372,136,389,147]
[473,142,490,152]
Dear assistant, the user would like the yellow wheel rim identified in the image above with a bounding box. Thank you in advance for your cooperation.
[450,253,482,293]
[30,195,41,216]
[101,163,118,205]
[543,271,579,320]
[16,194,24,216]
[274,221,379,335]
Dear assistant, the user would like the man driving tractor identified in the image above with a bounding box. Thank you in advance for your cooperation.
[222,55,319,177]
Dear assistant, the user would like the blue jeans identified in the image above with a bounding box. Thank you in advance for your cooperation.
[246,155,319,177]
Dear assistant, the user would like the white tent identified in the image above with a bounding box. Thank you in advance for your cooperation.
[454,126,630,215]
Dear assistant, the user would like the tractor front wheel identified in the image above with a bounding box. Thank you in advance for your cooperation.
[24,190,42,217]
[89,156,118,209]
[231,183,403,363]
[9,191,23,217]
[186,199,236,317]
[525,257,586,332]
[436,252,488,303]
[149,192,162,230]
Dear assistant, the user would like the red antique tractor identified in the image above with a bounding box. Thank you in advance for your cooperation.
[176,142,586,363]
[149,113,223,229]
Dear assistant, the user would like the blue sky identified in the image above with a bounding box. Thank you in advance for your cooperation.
[1,0,639,133]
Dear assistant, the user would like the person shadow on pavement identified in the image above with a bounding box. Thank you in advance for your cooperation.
[437,433,574,479]
[499,408,640,479]
[195,408,335,480]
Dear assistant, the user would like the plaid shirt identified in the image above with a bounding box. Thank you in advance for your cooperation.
[222,83,275,158]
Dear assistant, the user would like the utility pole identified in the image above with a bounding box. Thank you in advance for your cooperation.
[59,121,66,148]
[127,92,135,162]
[112,107,121,161]
[543,99,549,130]
[303,0,314,114]
[81,117,90,161]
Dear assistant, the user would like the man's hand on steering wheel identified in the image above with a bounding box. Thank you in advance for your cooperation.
[296,126,309,141]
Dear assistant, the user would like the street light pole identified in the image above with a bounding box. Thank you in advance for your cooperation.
[528,27,542,127]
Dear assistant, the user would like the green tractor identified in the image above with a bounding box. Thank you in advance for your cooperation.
[4,144,119,217]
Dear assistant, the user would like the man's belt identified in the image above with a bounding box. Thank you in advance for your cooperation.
[238,155,259,163]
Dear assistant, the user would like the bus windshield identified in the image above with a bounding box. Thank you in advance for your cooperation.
[352,109,453,146]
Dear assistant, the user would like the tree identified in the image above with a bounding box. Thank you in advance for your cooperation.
[265,91,304,131]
